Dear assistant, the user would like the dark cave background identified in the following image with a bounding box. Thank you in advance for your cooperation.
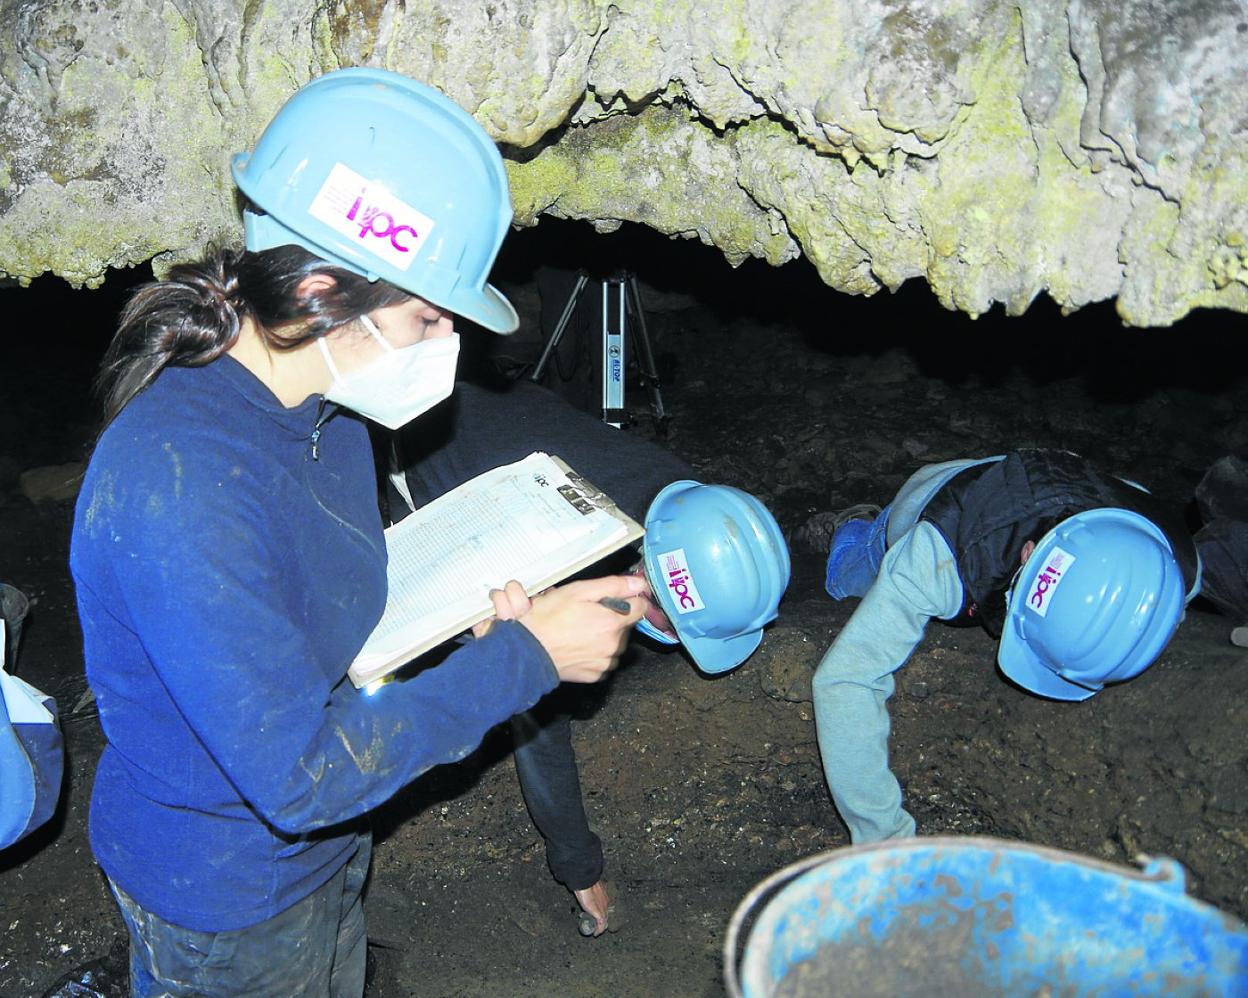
[4,219,1244,502]
[5,219,1246,593]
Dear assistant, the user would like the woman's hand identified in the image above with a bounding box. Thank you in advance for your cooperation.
[472,579,532,638]
[516,575,649,684]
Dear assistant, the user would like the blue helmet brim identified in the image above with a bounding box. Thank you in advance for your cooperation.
[460,282,519,334]
[997,620,1099,701]
[680,628,763,675]
[237,204,519,335]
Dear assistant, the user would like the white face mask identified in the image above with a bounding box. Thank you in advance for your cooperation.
[318,315,460,430]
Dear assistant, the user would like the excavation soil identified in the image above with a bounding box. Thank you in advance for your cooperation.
[2,243,1246,997]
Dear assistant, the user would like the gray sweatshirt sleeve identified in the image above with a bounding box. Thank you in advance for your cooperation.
[811,521,964,843]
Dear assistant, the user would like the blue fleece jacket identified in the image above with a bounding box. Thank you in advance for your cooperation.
[70,356,558,932]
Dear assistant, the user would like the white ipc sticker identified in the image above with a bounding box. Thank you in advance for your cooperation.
[657,548,705,615]
[307,163,435,273]
[1024,546,1076,618]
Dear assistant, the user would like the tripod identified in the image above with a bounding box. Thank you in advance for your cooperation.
[529,271,667,429]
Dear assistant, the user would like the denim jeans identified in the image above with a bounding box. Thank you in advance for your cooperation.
[823,457,1007,601]
[823,507,892,600]
[108,833,371,998]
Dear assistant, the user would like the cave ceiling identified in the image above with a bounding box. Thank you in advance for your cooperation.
[1,0,1246,326]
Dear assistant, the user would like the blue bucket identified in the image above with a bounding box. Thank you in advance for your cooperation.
[724,837,1248,997]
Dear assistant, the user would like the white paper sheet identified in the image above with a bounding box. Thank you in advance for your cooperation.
[349,452,642,685]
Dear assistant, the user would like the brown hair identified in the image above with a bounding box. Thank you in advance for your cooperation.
[95,244,411,426]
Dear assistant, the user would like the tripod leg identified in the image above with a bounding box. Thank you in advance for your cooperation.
[625,276,667,422]
[530,274,589,383]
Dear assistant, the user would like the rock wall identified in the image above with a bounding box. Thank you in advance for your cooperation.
[1,0,1245,326]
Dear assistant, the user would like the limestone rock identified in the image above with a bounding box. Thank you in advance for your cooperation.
[1,0,1245,326]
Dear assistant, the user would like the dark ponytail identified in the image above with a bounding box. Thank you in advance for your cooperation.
[96,243,412,427]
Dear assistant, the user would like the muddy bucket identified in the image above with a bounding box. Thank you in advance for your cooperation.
[724,836,1248,997]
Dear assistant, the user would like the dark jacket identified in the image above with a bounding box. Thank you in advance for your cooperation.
[921,449,1199,635]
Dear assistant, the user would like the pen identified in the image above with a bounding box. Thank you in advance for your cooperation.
[598,596,632,615]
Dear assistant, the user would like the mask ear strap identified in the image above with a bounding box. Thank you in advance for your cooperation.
[358,314,395,352]
[1002,563,1026,612]
[316,335,347,385]
[635,617,680,645]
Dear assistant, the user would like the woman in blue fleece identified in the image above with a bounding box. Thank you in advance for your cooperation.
[813,450,1201,845]
[69,69,647,997]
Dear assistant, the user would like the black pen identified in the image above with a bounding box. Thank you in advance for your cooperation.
[598,596,632,615]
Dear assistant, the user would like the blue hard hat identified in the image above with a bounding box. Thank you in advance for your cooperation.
[998,508,1186,701]
[638,481,791,674]
[230,67,518,333]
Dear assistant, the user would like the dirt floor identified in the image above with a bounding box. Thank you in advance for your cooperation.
[2,224,1246,997]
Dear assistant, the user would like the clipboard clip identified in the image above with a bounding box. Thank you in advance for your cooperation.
[566,473,607,502]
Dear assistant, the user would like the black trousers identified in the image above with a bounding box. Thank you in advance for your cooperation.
[1196,518,1248,623]
[390,377,692,888]
[510,696,602,888]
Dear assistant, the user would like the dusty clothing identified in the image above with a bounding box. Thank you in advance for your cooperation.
[814,450,1200,845]
[70,357,557,932]
[109,834,371,998]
